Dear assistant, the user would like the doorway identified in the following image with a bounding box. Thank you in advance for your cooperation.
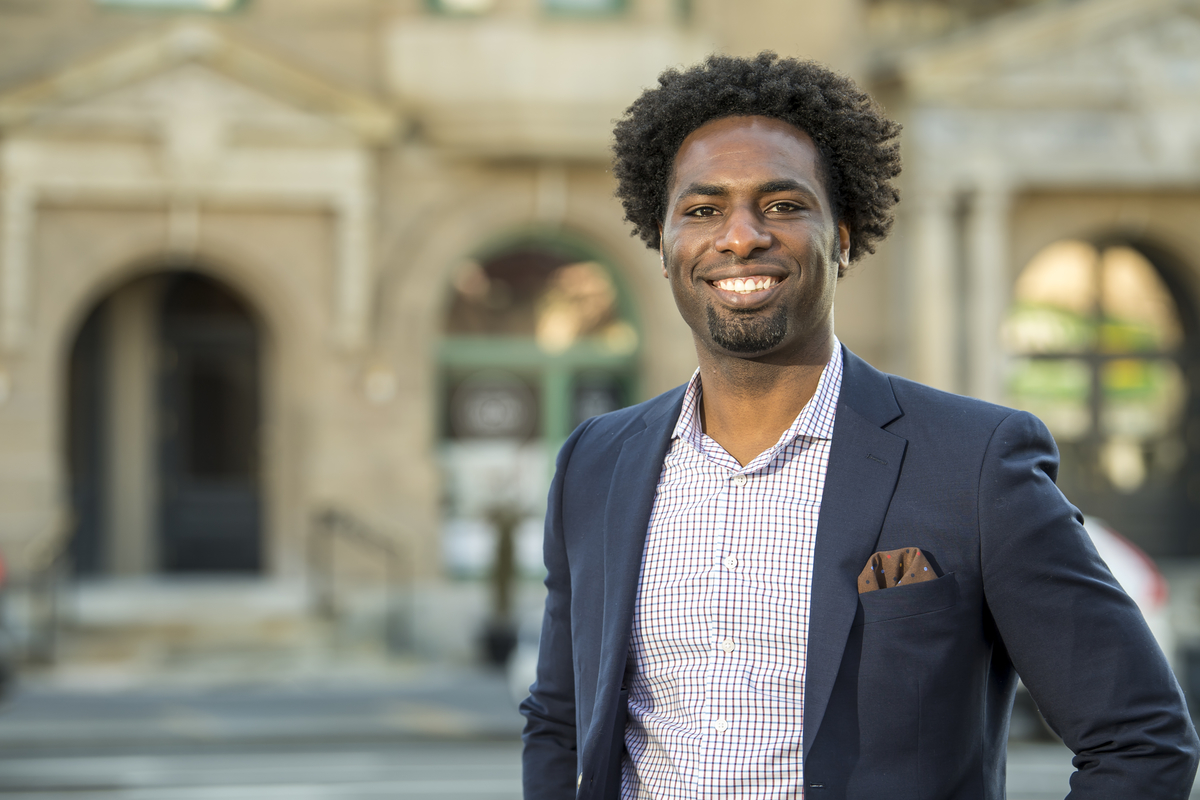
[1004,239,1200,556]
[67,270,263,574]
[438,239,640,577]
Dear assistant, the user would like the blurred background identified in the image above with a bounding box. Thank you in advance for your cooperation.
[0,0,1198,796]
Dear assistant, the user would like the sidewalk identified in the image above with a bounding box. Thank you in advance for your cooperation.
[0,661,525,752]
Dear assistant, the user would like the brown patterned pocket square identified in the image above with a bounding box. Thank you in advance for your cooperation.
[858,548,936,593]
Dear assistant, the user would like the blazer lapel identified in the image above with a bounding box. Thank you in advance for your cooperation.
[803,349,907,760]
[598,390,683,702]
[577,390,681,798]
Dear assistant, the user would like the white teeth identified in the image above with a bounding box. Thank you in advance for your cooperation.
[715,277,777,294]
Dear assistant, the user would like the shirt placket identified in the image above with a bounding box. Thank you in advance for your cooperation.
[687,455,721,798]
[626,351,841,800]
[698,456,759,799]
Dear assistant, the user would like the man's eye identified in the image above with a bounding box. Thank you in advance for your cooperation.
[687,207,718,217]
[769,201,802,213]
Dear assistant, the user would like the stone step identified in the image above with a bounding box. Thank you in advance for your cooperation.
[18,578,407,681]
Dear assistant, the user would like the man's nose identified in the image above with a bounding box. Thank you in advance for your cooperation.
[714,207,772,258]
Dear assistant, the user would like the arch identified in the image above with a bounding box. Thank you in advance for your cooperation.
[54,249,285,376]
[460,225,644,333]
[65,264,269,574]
[440,230,643,440]
[377,181,681,400]
[1003,235,1200,556]
[1104,236,1200,342]
[376,178,687,584]
[433,225,644,585]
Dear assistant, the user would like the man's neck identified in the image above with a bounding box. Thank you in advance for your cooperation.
[696,335,835,467]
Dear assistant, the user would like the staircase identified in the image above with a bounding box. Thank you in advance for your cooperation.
[28,577,393,685]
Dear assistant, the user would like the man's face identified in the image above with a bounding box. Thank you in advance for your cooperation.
[660,115,849,363]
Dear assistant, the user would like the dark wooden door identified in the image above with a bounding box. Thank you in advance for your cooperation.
[158,273,261,572]
[67,304,107,575]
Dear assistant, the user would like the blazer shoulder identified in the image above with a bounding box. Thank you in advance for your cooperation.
[573,384,686,446]
[873,371,1050,458]
[879,368,1017,424]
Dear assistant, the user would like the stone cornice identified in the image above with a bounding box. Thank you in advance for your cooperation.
[0,22,397,144]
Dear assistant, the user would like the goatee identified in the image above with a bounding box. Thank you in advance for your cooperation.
[707,304,788,354]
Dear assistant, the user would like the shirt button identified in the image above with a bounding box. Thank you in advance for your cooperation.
[732,474,747,487]
[723,555,738,569]
[720,637,735,653]
[714,717,729,732]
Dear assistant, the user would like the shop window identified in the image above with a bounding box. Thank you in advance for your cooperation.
[1005,241,1185,492]
[427,0,496,15]
[542,0,625,15]
[440,241,639,577]
[1003,239,1197,554]
[96,0,243,11]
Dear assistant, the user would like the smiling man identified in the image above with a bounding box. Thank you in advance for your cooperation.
[519,53,1198,799]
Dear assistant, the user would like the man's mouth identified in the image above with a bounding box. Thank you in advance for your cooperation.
[711,276,780,294]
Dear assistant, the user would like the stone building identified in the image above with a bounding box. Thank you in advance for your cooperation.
[0,0,1196,661]
[896,0,1200,555]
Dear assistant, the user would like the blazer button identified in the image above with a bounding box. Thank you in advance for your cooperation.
[578,772,582,787]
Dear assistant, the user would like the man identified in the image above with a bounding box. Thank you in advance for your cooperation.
[519,53,1199,799]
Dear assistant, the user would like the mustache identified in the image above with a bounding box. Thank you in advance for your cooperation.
[697,256,793,277]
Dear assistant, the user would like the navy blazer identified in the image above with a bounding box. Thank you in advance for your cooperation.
[520,347,1199,799]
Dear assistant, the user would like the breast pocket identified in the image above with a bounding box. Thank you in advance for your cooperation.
[856,572,959,626]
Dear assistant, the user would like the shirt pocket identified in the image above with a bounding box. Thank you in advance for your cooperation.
[855,572,959,626]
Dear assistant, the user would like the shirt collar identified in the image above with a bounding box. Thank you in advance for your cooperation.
[671,338,844,460]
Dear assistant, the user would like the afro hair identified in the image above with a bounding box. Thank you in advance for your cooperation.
[612,52,902,266]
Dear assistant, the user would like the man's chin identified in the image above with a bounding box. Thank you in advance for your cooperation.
[706,306,788,355]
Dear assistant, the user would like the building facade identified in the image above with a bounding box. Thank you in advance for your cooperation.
[0,0,1197,658]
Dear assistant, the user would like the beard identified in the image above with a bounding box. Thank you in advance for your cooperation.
[706,303,789,354]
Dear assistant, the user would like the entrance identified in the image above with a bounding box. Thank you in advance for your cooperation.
[1004,239,1200,556]
[438,238,640,576]
[68,271,263,574]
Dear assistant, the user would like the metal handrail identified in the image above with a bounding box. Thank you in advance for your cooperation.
[307,507,411,652]
[18,509,75,665]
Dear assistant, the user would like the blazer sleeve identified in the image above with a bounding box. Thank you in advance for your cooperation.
[979,410,1200,798]
[520,421,590,800]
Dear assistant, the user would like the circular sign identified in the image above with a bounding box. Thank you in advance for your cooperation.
[451,373,537,439]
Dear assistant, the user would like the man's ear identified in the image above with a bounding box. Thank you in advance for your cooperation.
[837,221,851,279]
[658,223,667,279]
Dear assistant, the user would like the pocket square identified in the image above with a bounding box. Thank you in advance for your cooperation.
[858,548,936,593]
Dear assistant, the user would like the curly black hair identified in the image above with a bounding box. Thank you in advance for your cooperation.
[612,52,902,267]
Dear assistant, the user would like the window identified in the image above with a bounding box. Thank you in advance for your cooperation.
[1004,240,1186,494]
[96,0,243,11]
[427,0,496,15]
[541,0,625,16]
[440,240,639,577]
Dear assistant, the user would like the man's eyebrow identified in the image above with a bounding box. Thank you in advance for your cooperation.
[676,182,728,201]
[675,179,816,203]
[757,179,809,195]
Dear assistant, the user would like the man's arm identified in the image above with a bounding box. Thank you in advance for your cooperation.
[980,410,1199,798]
[520,423,590,799]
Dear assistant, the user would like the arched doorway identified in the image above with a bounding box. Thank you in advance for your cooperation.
[438,238,640,576]
[1003,239,1199,556]
[68,270,263,574]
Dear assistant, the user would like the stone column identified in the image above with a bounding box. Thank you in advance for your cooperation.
[1,179,33,352]
[333,181,374,352]
[910,186,958,392]
[965,183,1011,404]
[104,278,162,575]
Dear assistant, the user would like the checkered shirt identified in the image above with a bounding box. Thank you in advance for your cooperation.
[621,343,843,800]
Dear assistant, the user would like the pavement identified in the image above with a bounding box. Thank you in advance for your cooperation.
[0,741,526,800]
[0,660,527,799]
[0,661,525,753]
[0,660,1197,799]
